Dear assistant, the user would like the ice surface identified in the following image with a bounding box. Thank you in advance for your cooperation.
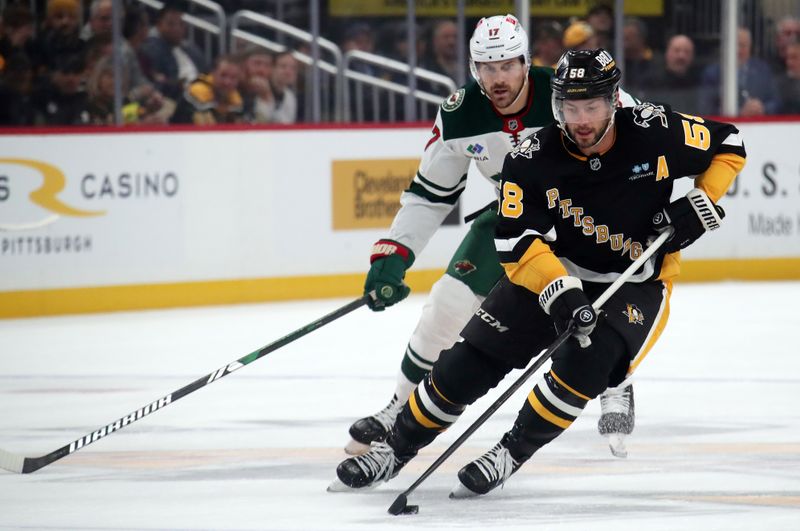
[1,281,799,530]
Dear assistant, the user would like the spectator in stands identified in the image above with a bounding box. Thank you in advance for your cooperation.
[699,27,779,116]
[562,20,597,51]
[640,34,701,114]
[422,19,458,80]
[80,0,151,101]
[586,3,614,50]
[86,55,174,125]
[532,21,563,68]
[776,41,800,114]
[32,52,90,125]
[0,4,36,69]
[769,16,800,74]
[237,47,277,123]
[34,0,84,73]
[622,17,662,93]
[267,50,298,124]
[171,54,243,124]
[123,6,150,69]
[140,4,207,100]
[0,52,36,125]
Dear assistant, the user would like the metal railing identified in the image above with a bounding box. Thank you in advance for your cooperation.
[230,10,343,121]
[342,50,457,122]
[133,0,226,64]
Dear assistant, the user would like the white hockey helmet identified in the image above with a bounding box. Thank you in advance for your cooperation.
[469,14,531,89]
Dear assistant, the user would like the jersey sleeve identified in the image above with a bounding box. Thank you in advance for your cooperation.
[386,108,470,256]
[664,110,746,201]
[494,152,568,295]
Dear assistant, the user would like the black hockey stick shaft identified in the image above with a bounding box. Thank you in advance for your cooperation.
[388,229,673,514]
[0,295,369,474]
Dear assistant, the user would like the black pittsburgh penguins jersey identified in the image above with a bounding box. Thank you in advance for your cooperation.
[495,102,747,294]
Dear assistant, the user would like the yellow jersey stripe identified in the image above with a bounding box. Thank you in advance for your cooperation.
[408,392,442,429]
[527,390,573,429]
[550,370,591,401]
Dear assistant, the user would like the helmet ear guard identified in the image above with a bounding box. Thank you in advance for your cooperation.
[469,14,531,93]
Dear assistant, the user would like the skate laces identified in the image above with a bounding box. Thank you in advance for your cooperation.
[473,442,518,487]
[373,396,403,431]
[353,442,398,481]
[600,386,632,416]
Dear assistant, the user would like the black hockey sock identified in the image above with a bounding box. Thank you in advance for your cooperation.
[507,370,590,461]
[388,373,466,456]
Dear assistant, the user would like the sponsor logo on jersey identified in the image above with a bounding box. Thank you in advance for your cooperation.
[466,143,490,161]
[623,303,645,325]
[442,88,465,112]
[453,260,476,276]
[589,157,601,171]
[632,102,668,128]
[476,308,509,332]
[629,161,655,181]
[510,134,540,159]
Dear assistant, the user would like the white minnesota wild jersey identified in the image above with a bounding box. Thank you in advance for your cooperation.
[387,67,639,256]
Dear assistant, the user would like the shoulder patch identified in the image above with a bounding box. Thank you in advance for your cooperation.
[441,88,465,112]
[510,133,540,159]
[632,102,668,128]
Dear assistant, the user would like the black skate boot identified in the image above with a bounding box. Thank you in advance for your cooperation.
[345,395,404,455]
[598,384,635,458]
[328,441,414,492]
[450,431,525,498]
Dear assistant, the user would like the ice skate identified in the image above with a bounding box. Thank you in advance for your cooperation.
[328,441,412,492]
[598,384,635,458]
[450,434,522,499]
[345,395,404,455]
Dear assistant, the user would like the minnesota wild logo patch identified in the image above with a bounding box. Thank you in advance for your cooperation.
[442,89,465,112]
[453,260,477,276]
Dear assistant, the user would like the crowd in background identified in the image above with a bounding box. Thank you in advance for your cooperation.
[0,0,799,127]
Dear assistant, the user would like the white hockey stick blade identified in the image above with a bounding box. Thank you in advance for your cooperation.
[0,449,25,474]
[0,214,60,232]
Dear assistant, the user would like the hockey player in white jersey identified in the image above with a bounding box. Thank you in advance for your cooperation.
[348,14,638,459]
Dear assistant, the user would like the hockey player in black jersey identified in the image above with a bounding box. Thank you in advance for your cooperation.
[331,48,746,496]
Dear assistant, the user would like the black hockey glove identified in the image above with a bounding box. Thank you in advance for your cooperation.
[364,239,415,311]
[653,188,725,254]
[539,276,598,348]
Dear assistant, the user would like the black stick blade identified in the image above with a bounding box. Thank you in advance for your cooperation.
[388,494,418,515]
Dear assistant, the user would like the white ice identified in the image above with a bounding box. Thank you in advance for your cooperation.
[1,281,799,530]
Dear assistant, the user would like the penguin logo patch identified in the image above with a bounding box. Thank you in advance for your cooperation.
[623,303,645,325]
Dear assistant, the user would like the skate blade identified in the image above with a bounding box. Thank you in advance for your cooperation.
[448,481,481,499]
[326,478,379,493]
[607,434,628,458]
[344,439,370,456]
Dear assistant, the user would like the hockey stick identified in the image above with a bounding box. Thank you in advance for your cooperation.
[0,294,370,474]
[0,214,60,232]
[388,229,673,515]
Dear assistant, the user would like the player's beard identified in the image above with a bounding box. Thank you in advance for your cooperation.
[568,118,611,151]
[488,76,526,112]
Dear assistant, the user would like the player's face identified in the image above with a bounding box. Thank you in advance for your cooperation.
[476,58,526,110]
[562,97,613,149]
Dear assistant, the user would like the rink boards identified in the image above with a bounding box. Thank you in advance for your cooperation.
[1,119,799,317]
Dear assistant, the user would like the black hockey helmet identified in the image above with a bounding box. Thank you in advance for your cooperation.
[551,48,621,101]
[551,48,621,146]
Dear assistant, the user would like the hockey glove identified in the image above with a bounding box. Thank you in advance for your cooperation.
[364,239,415,311]
[539,276,598,348]
[653,188,725,254]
